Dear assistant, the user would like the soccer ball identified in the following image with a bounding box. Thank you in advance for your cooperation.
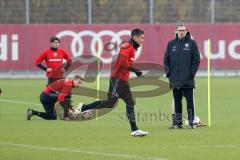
[185,116,201,126]
[82,110,93,120]
[59,110,76,120]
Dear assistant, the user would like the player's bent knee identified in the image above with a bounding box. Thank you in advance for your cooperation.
[48,112,57,120]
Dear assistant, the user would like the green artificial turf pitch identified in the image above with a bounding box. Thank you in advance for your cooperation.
[0,77,239,160]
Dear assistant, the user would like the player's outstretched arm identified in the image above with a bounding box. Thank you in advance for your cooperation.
[128,66,143,78]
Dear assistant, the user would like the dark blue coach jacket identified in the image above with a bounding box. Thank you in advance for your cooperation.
[164,32,200,89]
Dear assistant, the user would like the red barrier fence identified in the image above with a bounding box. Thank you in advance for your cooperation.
[1,23,240,71]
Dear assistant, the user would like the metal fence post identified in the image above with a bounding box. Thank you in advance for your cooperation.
[88,0,92,24]
[25,0,29,24]
[211,0,215,23]
[149,0,154,23]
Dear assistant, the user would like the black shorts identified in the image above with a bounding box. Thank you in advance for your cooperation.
[47,77,63,86]
[108,78,135,106]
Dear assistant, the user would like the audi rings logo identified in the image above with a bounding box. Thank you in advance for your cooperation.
[56,30,142,63]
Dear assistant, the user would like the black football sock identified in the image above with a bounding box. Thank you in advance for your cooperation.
[126,105,138,131]
[32,110,56,120]
[172,114,176,126]
[81,101,102,112]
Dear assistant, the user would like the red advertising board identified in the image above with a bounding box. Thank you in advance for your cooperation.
[1,23,240,71]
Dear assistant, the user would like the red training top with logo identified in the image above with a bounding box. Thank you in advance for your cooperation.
[43,79,73,102]
[111,42,135,82]
[34,48,72,78]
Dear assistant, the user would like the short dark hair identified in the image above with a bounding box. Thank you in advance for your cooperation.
[73,75,84,81]
[176,23,187,30]
[131,28,144,37]
[50,36,60,43]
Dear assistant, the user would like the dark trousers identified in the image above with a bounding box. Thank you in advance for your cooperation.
[173,88,195,126]
[103,78,135,108]
[37,92,58,120]
[82,78,138,131]
[82,78,135,110]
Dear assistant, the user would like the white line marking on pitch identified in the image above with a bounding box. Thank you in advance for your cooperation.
[0,142,167,160]
[0,98,41,106]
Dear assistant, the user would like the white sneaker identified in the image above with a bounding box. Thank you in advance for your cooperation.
[131,129,149,137]
[74,103,83,114]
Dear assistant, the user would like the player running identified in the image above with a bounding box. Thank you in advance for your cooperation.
[74,28,148,137]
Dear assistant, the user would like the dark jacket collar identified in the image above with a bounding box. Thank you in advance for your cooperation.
[175,32,191,41]
[129,38,140,50]
[50,47,58,51]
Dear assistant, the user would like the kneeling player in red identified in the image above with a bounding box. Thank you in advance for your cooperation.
[26,75,83,120]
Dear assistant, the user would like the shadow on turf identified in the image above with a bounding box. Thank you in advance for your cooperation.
[52,55,171,121]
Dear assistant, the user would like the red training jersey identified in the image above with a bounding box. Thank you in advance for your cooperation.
[34,48,72,78]
[43,79,73,102]
[111,42,135,82]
